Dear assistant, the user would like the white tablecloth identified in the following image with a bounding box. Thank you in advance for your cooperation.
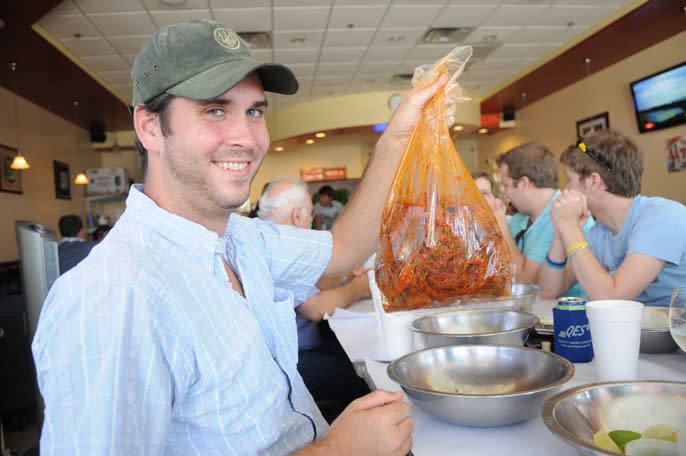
[328,299,686,455]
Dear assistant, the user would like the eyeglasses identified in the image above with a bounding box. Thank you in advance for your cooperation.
[576,140,613,173]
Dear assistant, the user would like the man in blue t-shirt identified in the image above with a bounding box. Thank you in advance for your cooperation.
[495,142,592,292]
[539,129,686,306]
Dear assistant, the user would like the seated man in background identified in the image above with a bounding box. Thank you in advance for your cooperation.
[495,142,594,288]
[57,214,98,274]
[313,185,344,230]
[539,129,686,305]
[258,177,372,422]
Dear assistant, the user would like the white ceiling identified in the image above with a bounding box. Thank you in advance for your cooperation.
[37,0,640,110]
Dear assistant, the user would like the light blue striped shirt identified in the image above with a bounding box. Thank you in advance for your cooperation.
[32,184,332,455]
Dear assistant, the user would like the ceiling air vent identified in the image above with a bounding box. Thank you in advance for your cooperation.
[420,27,473,45]
[390,73,413,84]
[238,32,272,49]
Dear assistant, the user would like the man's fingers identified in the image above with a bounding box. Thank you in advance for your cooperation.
[351,390,405,411]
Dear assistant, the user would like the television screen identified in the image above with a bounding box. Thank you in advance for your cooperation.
[630,61,686,133]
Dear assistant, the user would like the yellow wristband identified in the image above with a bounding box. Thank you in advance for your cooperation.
[565,241,589,257]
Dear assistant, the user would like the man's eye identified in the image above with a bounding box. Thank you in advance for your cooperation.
[206,108,225,117]
[248,108,265,118]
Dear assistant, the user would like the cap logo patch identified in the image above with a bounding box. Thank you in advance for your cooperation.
[214,27,241,51]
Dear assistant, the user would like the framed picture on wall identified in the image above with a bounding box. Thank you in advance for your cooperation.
[0,144,23,194]
[53,160,72,200]
[576,112,609,139]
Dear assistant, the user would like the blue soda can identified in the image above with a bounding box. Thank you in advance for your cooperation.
[553,297,594,362]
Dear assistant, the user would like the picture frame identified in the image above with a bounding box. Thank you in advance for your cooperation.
[576,112,610,139]
[53,160,72,200]
[0,144,23,194]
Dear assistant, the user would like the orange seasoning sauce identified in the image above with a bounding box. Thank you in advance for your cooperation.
[375,81,512,312]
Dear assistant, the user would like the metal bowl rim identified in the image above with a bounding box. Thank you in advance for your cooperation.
[411,309,540,337]
[542,380,686,456]
[640,327,671,334]
[387,343,575,398]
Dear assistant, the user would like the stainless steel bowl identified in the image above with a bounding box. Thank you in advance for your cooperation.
[640,307,678,353]
[412,309,539,347]
[543,381,686,456]
[387,344,574,426]
[460,283,543,313]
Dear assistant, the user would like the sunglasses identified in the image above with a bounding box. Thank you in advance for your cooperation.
[576,140,613,173]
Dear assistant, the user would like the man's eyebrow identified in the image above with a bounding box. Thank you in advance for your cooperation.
[199,98,269,109]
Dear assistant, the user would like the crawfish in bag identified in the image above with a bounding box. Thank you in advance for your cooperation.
[375,46,513,312]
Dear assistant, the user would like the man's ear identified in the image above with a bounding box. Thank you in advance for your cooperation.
[290,207,302,226]
[588,172,607,192]
[133,105,164,155]
[519,175,530,189]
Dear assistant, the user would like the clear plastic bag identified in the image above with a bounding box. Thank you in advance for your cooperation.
[375,46,513,312]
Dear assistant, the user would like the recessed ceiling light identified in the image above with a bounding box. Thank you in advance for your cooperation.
[275,146,284,152]
[478,128,488,134]
[315,132,326,138]
[453,125,464,131]
[306,139,315,144]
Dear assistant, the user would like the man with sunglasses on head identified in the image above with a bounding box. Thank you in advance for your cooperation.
[539,129,686,306]
[495,142,592,289]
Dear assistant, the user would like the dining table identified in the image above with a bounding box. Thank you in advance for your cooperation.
[327,298,686,455]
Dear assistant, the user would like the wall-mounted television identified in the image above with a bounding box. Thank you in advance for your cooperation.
[630,61,686,133]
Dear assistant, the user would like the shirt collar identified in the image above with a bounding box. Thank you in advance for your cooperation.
[125,184,223,264]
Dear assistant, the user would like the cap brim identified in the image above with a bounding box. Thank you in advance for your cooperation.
[166,60,299,101]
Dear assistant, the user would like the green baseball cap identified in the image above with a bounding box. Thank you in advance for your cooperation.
[131,19,298,107]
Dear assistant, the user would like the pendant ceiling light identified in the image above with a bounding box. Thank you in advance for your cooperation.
[9,62,30,170]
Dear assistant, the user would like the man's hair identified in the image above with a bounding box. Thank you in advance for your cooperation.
[134,92,175,178]
[496,142,558,189]
[59,215,83,237]
[258,177,311,221]
[318,185,335,198]
[560,129,642,197]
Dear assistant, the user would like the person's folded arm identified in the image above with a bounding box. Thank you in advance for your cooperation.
[297,275,371,321]
[571,249,664,300]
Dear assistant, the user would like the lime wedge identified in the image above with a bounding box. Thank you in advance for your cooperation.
[609,430,642,449]
[641,424,679,443]
[593,430,622,453]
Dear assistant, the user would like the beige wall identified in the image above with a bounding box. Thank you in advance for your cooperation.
[250,135,479,206]
[476,31,686,204]
[0,88,104,262]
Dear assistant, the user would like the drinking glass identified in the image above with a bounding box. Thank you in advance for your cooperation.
[669,287,686,351]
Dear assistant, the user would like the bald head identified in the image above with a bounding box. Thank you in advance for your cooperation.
[257,177,313,228]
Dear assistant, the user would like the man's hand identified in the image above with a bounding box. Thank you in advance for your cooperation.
[378,75,451,152]
[551,189,589,232]
[305,390,414,456]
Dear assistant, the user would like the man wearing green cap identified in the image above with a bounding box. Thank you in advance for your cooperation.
[32,19,453,455]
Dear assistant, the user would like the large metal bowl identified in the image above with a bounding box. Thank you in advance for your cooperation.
[412,309,539,347]
[543,381,686,455]
[460,283,543,313]
[387,344,574,426]
[640,306,678,353]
